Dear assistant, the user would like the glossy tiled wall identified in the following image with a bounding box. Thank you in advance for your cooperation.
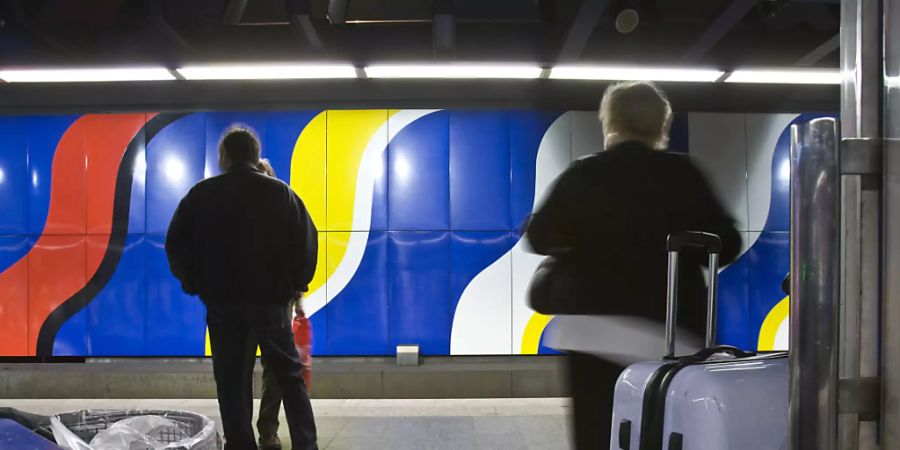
[0,110,824,356]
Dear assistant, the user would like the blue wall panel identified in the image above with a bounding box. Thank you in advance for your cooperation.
[509,111,560,231]
[764,120,793,233]
[266,111,320,184]
[389,231,451,355]
[326,232,390,355]
[388,111,450,231]
[748,232,789,345]
[717,255,752,349]
[370,147,389,231]
[0,117,28,236]
[54,312,88,356]
[0,237,28,278]
[85,234,148,356]
[449,111,511,231]
[127,135,147,235]
[145,234,206,355]
[146,114,206,234]
[449,231,517,311]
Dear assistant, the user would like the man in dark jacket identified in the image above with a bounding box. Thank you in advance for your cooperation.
[526,81,741,449]
[166,128,318,450]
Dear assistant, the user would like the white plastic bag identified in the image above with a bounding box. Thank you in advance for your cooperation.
[89,416,188,450]
[50,410,220,450]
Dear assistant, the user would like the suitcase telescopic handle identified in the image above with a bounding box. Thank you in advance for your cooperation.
[665,231,721,359]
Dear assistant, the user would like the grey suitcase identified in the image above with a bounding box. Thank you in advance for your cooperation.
[609,231,788,450]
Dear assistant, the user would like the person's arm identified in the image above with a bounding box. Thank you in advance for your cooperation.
[165,192,197,294]
[288,191,319,293]
[524,164,583,255]
[679,159,742,265]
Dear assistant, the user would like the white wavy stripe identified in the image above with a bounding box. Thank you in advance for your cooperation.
[451,112,573,355]
[744,113,798,251]
[305,109,441,317]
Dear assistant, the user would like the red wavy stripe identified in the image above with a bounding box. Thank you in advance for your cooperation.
[0,113,151,356]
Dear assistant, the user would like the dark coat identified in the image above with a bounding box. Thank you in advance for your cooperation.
[525,141,741,335]
[165,164,318,306]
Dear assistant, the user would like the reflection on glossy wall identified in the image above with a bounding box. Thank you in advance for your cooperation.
[0,110,830,357]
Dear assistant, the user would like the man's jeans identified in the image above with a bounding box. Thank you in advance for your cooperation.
[244,305,292,441]
[207,303,317,450]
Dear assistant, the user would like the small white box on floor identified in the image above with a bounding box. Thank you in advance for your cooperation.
[396,345,419,367]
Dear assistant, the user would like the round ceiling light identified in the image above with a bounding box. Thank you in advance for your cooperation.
[615,8,640,34]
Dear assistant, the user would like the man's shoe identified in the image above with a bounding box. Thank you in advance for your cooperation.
[258,434,282,450]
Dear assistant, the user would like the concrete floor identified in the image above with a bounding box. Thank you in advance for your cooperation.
[3,398,571,449]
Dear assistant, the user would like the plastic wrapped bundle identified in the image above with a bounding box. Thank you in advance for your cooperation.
[50,410,221,450]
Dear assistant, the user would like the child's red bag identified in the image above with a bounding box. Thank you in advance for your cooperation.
[292,309,313,393]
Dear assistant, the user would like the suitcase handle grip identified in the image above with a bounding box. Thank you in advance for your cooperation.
[665,232,721,358]
[689,345,756,361]
[667,231,722,253]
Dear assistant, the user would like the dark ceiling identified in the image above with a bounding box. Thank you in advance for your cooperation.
[0,0,841,68]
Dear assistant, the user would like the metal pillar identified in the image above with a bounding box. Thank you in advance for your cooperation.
[882,0,900,446]
[790,118,842,450]
[839,0,884,448]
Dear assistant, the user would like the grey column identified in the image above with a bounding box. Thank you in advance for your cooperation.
[789,118,841,450]
[840,0,883,448]
[882,0,900,447]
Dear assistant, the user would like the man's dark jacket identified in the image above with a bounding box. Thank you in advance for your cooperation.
[525,141,741,335]
[165,164,318,305]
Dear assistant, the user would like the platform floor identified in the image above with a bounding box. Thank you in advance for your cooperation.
[4,398,571,449]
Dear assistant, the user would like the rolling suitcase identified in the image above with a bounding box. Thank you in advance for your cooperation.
[610,231,788,450]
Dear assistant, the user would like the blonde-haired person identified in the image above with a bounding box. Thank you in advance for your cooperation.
[257,158,276,178]
[525,81,741,449]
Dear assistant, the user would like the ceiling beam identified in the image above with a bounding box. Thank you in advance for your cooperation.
[328,0,347,25]
[433,0,455,59]
[557,0,610,62]
[681,0,758,63]
[286,0,325,53]
[8,0,72,54]
[144,0,191,51]
[795,33,839,66]
[222,0,248,25]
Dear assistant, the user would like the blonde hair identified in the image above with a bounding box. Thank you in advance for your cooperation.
[257,158,275,177]
[599,81,673,150]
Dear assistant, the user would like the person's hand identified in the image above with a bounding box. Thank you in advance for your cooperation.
[294,302,305,317]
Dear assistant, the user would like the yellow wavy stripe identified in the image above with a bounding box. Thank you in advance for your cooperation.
[325,110,393,231]
[520,313,554,354]
[291,112,328,295]
[758,296,790,351]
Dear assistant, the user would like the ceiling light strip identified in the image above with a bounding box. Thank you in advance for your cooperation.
[549,66,724,82]
[0,67,175,83]
[176,64,358,80]
[724,69,841,85]
[364,64,543,79]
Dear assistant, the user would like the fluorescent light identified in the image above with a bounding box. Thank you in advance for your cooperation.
[725,69,841,85]
[0,67,175,82]
[176,64,357,80]
[549,65,723,82]
[364,64,542,79]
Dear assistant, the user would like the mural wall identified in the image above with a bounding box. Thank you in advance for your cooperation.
[0,109,820,357]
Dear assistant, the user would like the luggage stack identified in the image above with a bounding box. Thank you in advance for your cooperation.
[610,232,789,450]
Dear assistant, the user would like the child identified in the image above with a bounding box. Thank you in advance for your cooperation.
[252,158,314,450]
